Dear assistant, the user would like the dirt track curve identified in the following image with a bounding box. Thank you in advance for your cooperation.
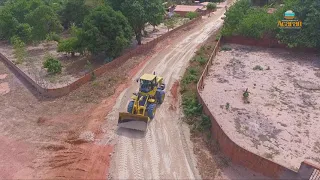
[103,8,227,180]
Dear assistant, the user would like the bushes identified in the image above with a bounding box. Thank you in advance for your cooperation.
[222,0,320,48]
[236,8,277,39]
[43,55,62,74]
[182,93,202,117]
[11,36,27,64]
[221,0,251,36]
[57,37,81,56]
[186,12,198,20]
[46,32,60,42]
[180,44,213,133]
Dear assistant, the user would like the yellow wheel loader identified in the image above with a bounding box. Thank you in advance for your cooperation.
[118,73,166,131]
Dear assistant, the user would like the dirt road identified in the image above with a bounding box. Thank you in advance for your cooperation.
[103,8,226,180]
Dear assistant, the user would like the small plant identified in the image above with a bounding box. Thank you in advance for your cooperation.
[46,32,61,42]
[225,102,230,110]
[11,36,27,64]
[91,71,96,81]
[253,65,263,70]
[195,56,207,65]
[186,12,198,20]
[221,45,232,51]
[215,33,222,41]
[182,68,199,84]
[197,115,211,131]
[85,60,93,71]
[243,88,250,104]
[43,55,62,74]
[182,94,202,117]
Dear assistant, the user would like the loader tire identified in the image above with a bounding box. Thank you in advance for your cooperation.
[156,90,165,104]
[127,101,134,114]
[147,104,156,119]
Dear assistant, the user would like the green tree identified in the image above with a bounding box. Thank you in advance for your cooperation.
[25,5,63,41]
[206,2,217,17]
[15,23,33,43]
[121,0,146,45]
[60,0,90,29]
[221,0,251,36]
[0,9,19,40]
[4,0,44,23]
[107,0,124,11]
[276,0,320,48]
[164,18,176,31]
[77,5,133,57]
[145,0,165,30]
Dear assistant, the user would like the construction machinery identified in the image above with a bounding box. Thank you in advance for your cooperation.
[118,73,166,131]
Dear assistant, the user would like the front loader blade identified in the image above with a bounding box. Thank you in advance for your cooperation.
[118,112,149,132]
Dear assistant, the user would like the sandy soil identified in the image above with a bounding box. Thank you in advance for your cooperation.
[201,44,320,170]
[0,28,180,178]
[105,5,267,179]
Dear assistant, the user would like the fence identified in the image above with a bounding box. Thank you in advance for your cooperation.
[0,16,202,98]
[196,37,320,179]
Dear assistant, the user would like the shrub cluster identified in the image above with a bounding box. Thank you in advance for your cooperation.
[221,0,320,48]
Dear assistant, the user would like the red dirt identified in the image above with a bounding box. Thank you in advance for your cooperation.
[169,81,180,110]
[0,136,36,179]
[127,40,172,77]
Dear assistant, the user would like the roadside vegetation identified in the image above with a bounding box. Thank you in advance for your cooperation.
[180,34,220,137]
[221,0,320,48]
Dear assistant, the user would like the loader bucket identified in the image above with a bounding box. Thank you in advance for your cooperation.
[118,112,149,131]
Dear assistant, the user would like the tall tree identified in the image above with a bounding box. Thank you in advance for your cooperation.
[121,0,146,45]
[107,0,124,11]
[145,0,165,30]
[25,5,63,41]
[77,5,133,57]
[59,0,90,29]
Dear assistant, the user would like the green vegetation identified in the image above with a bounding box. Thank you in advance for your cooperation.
[243,88,250,104]
[11,36,27,64]
[77,5,133,57]
[120,0,165,45]
[221,0,320,48]
[253,65,264,70]
[164,17,176,31]
[43,55,62,74]
[0,0,166,62]
[221,45,232,51]
[59,0,90,29]
[0,0,63,43]
[186,12,198,20]
[180,43,217,133]
[206,2,217,17]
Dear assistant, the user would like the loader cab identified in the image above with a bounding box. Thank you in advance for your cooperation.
[139,74,157,93]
